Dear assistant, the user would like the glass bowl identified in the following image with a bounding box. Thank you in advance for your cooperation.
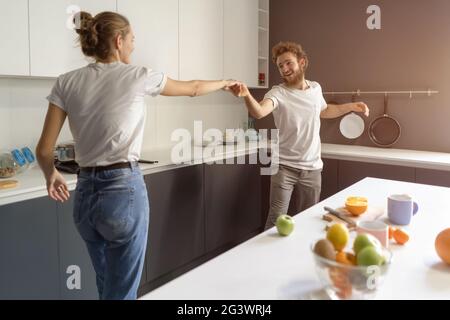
[311,242,392,300]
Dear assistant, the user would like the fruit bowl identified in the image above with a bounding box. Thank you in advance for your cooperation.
[311,242,392,300]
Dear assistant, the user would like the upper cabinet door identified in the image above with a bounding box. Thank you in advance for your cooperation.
[224,0,259,87]
[179,0,223,80]
[117,0,178,79]
[0,0,30,76]
[29,0,116,77]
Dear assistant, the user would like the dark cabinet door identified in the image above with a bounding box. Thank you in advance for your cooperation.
[415,168,450,188]
[338,160,415,190]
[0,197,59,299]
[320,158,339,201]
[57,193,98,299]
[144,165,205,282]
[205,155,262,253]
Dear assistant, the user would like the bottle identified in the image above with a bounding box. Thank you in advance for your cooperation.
[21,147,37,169]
[258,73,265,86]
[11,149,29,174]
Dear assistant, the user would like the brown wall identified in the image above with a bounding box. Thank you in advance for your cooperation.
[251,0,450,153]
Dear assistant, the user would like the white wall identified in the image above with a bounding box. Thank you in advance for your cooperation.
[0,78,73,152]
[0,78,247,153]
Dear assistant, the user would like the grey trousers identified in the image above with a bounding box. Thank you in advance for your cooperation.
[265,164,322,230]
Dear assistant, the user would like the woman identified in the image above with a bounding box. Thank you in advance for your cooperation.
[36,11,238,300]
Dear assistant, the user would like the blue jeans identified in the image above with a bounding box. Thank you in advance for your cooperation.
[73,162,149,300]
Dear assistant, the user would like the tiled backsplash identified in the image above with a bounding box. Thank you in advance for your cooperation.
[0,78,247,152]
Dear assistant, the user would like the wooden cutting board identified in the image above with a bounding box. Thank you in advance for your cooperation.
[323,206,385,231]
[0,180,18,190]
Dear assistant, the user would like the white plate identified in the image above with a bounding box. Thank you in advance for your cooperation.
[339,113,365,139]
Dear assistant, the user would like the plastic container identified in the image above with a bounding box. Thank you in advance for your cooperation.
[0,152,19,178]
[0,147,35,178]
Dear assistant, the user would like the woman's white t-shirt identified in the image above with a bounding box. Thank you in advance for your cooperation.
[47,61,167,167]
[264,80,327,171]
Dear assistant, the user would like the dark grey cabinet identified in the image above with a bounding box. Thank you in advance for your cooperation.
[320,158,339,201]
[204,155,262,253]
[0,197,59,299]
[0,159,265,299]
[338,160,415,190]
[415,168,450,188]
[144,165,205,282]
[56,193,97,299]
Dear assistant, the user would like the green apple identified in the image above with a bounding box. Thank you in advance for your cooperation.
[356,246,384,266]
[353,233,381,255]
[276,214,295,236]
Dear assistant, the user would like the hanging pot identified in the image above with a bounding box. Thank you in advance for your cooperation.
[368,94,401,147]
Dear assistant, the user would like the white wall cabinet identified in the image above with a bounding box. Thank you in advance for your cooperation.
[0,0,268,81]
[117,0,178,79]
[29,0,116,77]
[179,0,223,80]
[0,0,30,76]
[258,0,270,88]
[224,0,259,87]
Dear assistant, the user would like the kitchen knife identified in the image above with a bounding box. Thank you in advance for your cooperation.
[323,206,356,228]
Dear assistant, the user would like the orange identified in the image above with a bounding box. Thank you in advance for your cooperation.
[336,251,357,266]
[435,228,450,264]
[393,228,409,245]
[388,226,396,240]
[329,267,352,299]
[345,196,368,216]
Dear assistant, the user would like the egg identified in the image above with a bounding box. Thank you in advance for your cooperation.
[314,239,336,261]
[435,228,450,265]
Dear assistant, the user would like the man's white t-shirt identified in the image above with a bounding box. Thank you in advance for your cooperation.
[47,61,167,167]
[264,80,327,171]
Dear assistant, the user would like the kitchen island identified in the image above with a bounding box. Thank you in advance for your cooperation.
[141,177,450,300]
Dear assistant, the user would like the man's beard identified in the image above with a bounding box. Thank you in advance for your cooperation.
[283,67,305,85]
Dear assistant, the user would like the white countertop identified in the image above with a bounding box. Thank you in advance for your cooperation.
[0,141,267,206]
[3,142,450,207]
[322,143,450,171]
[140,177,450,300]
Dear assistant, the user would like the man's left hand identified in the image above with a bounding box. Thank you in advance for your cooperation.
[353,102,369,117]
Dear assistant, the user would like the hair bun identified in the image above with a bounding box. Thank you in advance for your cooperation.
[74,11,93,35]
[74,11,130,60]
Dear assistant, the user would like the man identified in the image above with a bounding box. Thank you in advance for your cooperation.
[232,41,369,229]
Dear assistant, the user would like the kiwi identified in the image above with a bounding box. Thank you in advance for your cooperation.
[314,239,336,261]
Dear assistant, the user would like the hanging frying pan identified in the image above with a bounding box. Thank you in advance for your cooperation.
[368,94,401,147]
[339,94,365,139]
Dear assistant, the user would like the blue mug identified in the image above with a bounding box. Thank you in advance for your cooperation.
[387,194,419,225]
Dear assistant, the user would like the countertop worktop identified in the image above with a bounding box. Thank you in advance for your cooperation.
[141,177,450,300]
[321,143,450,171]
[2,142,450,206]
[0,141,268,206]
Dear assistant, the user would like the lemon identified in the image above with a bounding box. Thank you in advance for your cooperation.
[326,223,350,251]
